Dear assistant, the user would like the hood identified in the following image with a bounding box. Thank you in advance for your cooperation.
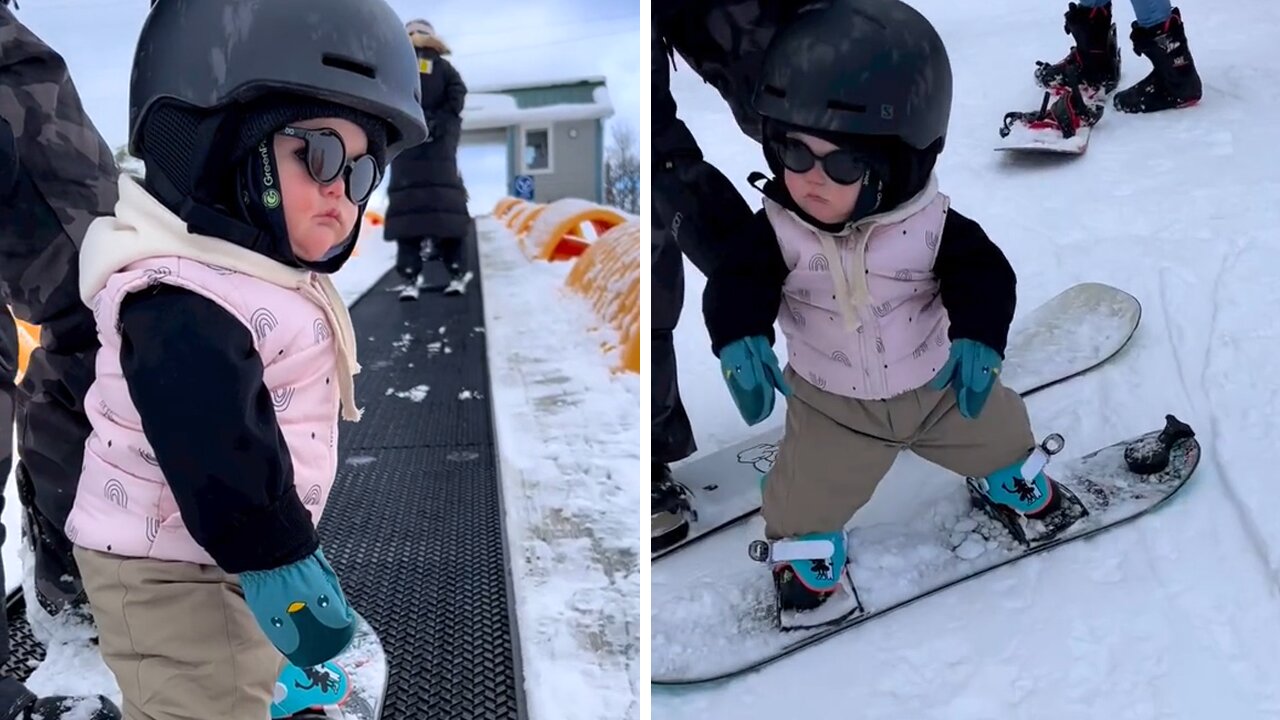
[80,175,315,304]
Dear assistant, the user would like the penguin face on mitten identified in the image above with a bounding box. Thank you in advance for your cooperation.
[265,586,356,668]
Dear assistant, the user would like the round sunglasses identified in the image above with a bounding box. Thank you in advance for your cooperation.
[776,137,869,186]
[277,126,382,205]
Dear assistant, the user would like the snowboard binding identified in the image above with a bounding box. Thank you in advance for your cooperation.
[1124,414,1195,475]
[966,433,1089,547]
[1000,81,1106,142]
[748,534,864,630]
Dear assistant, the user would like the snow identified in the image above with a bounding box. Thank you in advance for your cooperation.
[463,85,615,131]
[654,0,1280,717]
[476,216,640,720]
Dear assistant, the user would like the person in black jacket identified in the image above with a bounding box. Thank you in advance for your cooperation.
[704,0,1080,627]
[651,0,813,552]
[385,20,473,299]
[0,4,125,717]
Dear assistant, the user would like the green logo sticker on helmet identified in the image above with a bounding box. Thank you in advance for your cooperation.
[262,189,281,209]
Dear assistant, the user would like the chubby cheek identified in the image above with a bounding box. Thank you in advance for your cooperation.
[336,204,357,237]
[783,171,807,208]
[280,162,316,238]
[785,172,861,223]
[828,183,861,216]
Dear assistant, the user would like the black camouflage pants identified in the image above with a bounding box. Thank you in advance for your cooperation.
[0,6,121,643]
[650,187,696,466]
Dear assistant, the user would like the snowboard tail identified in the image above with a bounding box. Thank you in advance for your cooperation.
[652,416,1200,685]
[655,282,1142,561]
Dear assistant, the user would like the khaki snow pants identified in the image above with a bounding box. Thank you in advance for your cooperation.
[74,547,284,720]
[762,365,1036,538]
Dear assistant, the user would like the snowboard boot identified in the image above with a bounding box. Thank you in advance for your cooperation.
[398,275,422,301]
[271,661,350,718]
[0,678,121,720]
[444,269,474,296]
[652,462,694,552]
[770,531,846,612]
[978,454,1057,519]
[1112,8,1202,113]
[766,531,861,628]
[969,436,1088,545]
[1035,2,1121,95]
[395,238,426,301]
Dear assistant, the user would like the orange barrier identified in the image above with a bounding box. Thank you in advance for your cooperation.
[510,204,548,254]
[493,196,523,219]
[487,195,639,373]
[564,221,639,374]
[522,198,626,262]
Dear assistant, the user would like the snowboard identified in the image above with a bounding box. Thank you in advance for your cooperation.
[272,613,387,719]
[656,282,1141,560]
[996,83,1106,155]
[652,415,1200,685]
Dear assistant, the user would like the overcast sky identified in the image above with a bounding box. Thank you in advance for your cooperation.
[12,0,640,155]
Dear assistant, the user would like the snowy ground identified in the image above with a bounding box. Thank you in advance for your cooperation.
[654,1,1280,718]
[476,216,640,720]
[2,207,642,720]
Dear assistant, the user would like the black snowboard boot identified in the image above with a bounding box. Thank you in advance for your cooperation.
[0,678,121,720]
[1112,7,1202,113]
[652,462,693,552]
[1035,2,1122,94]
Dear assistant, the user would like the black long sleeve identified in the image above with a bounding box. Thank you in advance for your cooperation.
[118,285,318,573]
[933,208,1018,356]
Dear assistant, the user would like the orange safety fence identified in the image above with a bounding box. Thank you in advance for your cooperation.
[491,197,628,262]
[488,196,639,373]
[564,221,639,374]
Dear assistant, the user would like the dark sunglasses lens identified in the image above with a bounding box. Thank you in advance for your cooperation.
[823,151,868,185]
[307,132,346,183]
[346,156,379,203]
[778,138,816,174]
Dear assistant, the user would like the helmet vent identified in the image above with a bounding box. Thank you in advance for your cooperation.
[322,53,376,80]
[762,84,786,99]
[827,100,867,114]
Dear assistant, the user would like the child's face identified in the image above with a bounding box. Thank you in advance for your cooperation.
[276,117,368,263]
[782,132,863,226]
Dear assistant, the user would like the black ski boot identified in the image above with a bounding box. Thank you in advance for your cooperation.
[1113,7,1202,113]
[0,678,121,720]
[1035,2,1121,94]
[652,462,693,552]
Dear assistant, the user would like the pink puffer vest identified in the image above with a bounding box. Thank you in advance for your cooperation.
[66,176,361,565]
[769,175,952,400]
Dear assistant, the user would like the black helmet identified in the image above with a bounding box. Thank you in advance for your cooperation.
[752,0,952,152]
[129,0,427,161]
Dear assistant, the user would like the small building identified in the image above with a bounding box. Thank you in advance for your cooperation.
[460,76,614,205]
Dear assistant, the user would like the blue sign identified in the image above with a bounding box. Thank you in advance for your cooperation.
[514,174,535,200]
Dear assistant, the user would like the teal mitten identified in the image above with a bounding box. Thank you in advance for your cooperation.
[240,547,355,668]
[928,338,1002,419]
[720,335,792,425]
